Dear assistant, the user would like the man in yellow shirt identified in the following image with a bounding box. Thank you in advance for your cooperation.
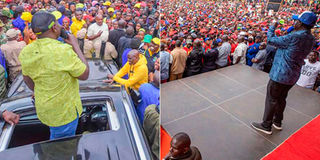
[104,49,148,91]
[19,11,89,140]
[70,9,86,37]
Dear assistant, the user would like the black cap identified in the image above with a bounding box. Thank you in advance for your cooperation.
[58,5,66,14]
[31,11,56,35]
[15,6,24,13]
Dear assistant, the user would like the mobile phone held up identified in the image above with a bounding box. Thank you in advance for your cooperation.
[60,28,69,39]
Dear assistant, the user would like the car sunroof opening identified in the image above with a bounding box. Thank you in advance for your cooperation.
[6,99,118,149]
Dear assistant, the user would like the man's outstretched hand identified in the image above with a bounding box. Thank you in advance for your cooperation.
[2,110,20,125]
[103,74,114,83]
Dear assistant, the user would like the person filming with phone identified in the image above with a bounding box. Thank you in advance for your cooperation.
[18,11,89,140]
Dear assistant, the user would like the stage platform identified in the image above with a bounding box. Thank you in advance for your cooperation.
[161,64,320,160]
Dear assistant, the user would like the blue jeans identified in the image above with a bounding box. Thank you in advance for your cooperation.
[49,115,79,140]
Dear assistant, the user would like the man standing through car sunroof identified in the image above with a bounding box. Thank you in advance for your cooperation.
[18,11,89,140]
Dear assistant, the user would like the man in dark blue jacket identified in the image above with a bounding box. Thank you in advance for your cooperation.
[252,11,317,135]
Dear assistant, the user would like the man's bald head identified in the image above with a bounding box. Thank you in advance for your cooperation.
[169,132,191,158]
[118,20,126,29]
[127,49,140,65]
[126,26,135,37]
[95,14,103,26]
[172,132,191,148]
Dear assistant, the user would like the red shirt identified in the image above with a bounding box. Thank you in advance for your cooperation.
[183,47,193,55]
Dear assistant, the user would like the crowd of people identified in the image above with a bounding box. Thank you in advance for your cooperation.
[160,0,320,93]
[0,0,160,158]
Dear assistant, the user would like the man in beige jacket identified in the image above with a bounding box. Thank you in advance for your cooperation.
[170,40,187,81]
[1,29,26,82]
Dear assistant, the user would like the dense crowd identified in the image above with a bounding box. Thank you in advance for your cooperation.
[160,0,320,93]
[0,0,160,159]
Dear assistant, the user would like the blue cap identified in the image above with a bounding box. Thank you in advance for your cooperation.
[216,38,222,43]
[292,11,318,27]
[287,26,294,33]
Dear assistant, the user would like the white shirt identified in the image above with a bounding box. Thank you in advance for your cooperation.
[233,42,248,64]
[87,23,109,44]
[296,59,320,88]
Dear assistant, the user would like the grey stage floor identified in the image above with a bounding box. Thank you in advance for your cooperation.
[161,64,320,160]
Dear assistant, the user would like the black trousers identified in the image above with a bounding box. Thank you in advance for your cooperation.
[262,79,294,128]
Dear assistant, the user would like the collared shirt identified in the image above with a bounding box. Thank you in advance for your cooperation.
[233,42,248,64]
[19,38,86,127]
[216,42,231,67]
[70,18,86,37]
[268,25,315,85]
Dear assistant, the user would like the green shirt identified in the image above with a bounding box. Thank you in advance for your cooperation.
[19,38,86,127]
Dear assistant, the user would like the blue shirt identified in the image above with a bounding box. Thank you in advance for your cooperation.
[121,48,132,79]
[246,43,260,66]
[268,25,315,85]
[136,83,160,124]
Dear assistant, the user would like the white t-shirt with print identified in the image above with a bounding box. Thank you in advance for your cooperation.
[296,59,320,88]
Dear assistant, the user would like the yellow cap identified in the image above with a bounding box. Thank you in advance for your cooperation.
[21,12,32,23]
[152,37,160,45]
[134,3,141,8]
[108,8,114,13]
[103,1,111,6]
[139,28,146,32]
[76,3,84,9]
[51,11,62,20]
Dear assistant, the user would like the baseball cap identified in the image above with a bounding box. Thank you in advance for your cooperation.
[15,6,24,13]
[152,37,160,45]
[31,11,56,35]
[6,29,20,39]
[0,8,12,18]
[21,12,33,23]
[103,1,111,6]
[76,3,84,9]
[51,11,62,20]
[292,11,318,27]
[143,34,152,43]
[108,8,114,13]
[279,19,285,25]
[216,38,222,43]
[134,3,141,8]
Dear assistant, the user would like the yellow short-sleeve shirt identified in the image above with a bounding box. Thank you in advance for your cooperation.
[19,38,86,127]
